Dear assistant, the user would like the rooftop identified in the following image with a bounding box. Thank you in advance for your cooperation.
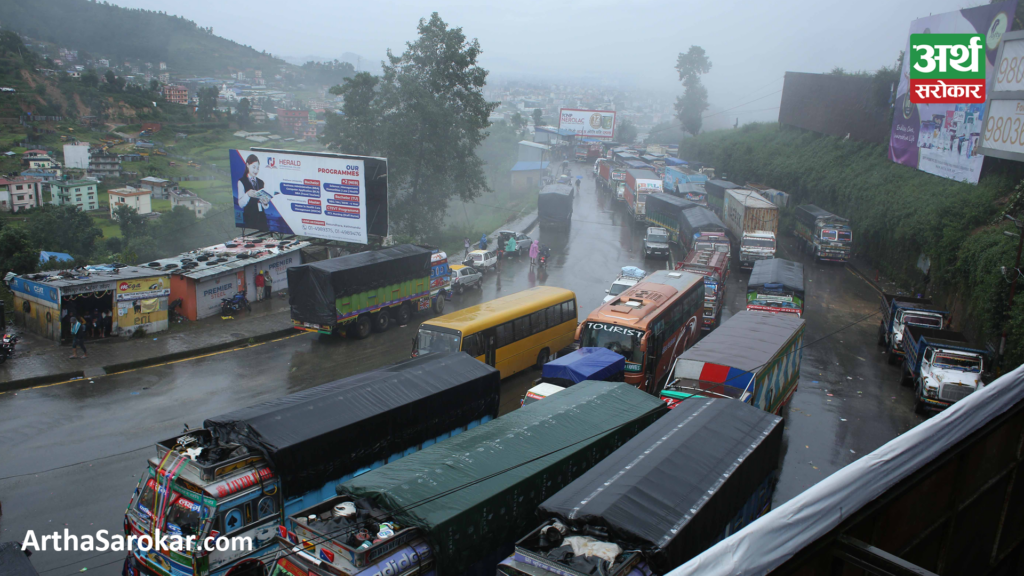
[139,176,170,184]
[510,160,550,172]
[144,236,310,280]
[16,264,169,289]
[51,179,98,189]
[109,187,150,197]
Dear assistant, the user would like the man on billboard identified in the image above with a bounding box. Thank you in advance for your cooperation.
[236,153,276,231]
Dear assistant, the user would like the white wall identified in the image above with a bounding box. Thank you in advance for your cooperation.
[63,144,90,169]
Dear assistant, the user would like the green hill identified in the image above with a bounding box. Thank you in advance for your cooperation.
[0,0,283,76]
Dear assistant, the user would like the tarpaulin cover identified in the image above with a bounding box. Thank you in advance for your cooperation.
[748,259,805,293]
[667,365,1024,576]
[539,398,783,574]
[704,180,740,201]
[204,352,500,500]
[287,244,432,325]
[623,160,652,170]
[680,208,726,240]
[338,381,667,576]
[674,311,805,375]
[0,542,39,576]
[541,347,625,384]
[538,184,574,223]
[665,158,686,166]
[794,204,847,228]
[646,194,699,222]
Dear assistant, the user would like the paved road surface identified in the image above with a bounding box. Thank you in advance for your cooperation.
[0,164,922,575]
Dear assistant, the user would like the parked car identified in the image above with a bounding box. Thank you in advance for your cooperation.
[463,249,498,272]
[496,230,532,257]
[450,264,483,294]
[643,226,671,259]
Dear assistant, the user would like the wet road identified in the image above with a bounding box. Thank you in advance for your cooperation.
[0,164,921,574]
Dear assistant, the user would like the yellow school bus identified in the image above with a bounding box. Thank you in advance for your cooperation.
[414,286,578,379]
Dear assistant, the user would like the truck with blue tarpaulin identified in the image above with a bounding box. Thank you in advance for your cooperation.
[540,347,625,387]
[877,293,949,365]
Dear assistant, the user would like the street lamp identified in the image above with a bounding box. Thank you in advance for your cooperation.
[1000,214,1024,370]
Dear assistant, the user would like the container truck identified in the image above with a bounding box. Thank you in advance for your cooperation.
[645,193,699,243]
[499,397,782,576]
[675,247,730,331]
[288,245,450,338]
[122,352,500,576]
[624,169,663,222]
[794,204,853,263]
[679,206,729,255]
[901,326,988,414]
[723,188,779,270]
[266,382,667,576]
[538,183,574,226]
[660,311,804,413]
[703,179,742,218]
[877,293,949,365]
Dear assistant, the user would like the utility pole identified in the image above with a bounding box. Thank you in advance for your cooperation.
[999,213,1024,373]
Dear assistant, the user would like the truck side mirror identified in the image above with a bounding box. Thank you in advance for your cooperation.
[605,289,610,293]
[640,333,649,352]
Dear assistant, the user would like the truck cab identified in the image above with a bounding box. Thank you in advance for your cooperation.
[901,326,987,414]
[740,231,777,268]
[643,227,671,259]
[878,294,949,365]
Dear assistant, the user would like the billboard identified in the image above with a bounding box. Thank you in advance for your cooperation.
[558,108,616,139]
[230,149,389,244]
[888,2,1015,184]
[115,276,170,301]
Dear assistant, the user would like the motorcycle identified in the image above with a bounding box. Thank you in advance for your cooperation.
[538,247,550,271]
[0,333,19,364]
[220,292,251,316]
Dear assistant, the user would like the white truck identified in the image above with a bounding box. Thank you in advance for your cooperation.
[723,188,779,270]
[901,326,988,415]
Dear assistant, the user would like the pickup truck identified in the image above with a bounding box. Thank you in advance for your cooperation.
[877,293,949,365]
[901,326,988,414]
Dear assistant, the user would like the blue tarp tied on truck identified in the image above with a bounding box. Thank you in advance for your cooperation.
[542,347,626,385]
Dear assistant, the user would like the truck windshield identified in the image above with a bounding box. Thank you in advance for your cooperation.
[580,323,644,363]
[742,237,776,249]
[933,353,981,372]
[647,232,669,243]
[416,328,461,355]
[904,315,942,328]
[822,229,853,242]
[165,495,203,538]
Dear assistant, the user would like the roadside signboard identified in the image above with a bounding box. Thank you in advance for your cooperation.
[978,31,1024,162]
[558,109,616,139]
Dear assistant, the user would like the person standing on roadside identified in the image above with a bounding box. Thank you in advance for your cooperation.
[480,233,487,250]
[264,271,273,300]
[70,316,87,359]
[529,240,540,268]
[464,237,470,258]
[254,270,266,301]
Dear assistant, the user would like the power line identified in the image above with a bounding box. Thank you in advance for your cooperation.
[0,445,151,482]
[703,90,783,119]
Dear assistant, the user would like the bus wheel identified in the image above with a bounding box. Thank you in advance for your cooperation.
[536,348,550,370]
[433,294,446,314]
[371,311,390,333]
[349,315,372,339]
[395,303,411,326]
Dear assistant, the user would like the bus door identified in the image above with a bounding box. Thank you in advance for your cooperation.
[483,328,497,366]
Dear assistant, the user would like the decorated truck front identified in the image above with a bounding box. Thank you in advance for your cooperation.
[288,245,449,338]
[794,204,852,263]
[676,247,730,331]
[746,259,805,317]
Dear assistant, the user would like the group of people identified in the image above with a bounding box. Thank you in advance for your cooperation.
[462,235,551,268]
[253,270,274,301]
[66,308,113,359]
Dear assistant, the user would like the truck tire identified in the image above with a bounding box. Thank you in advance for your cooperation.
[887,348,899,365]
[394,303,411,326]
[349,315,372,339]
[456,283,464,295]
[433,293,445,314]
[914,383,927,415]
[371,311,390,333]
[536,348,551,370]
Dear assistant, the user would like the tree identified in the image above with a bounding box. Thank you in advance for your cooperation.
[149,79,160,92]
[510,112,525,131]
[0,227,38,277]
[674,46,712,137]
[104,69,117,86]
[197,86,219,120]
[532,108,543,127]
[236,97,251,128]
[82,69,100,88]
[149,206,197,254]
[322,72,380,156]
[321,13,496,238]
[112,204,148,242]
[26,205,102,261]
[617,120,638,144]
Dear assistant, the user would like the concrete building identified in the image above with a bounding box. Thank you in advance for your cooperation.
[108,186,152,217]
[0,176,43,212]
[276,108,310,137]
[169,189,212,218]
[518,140,551,163]
[164,85,188,105]
[50,179,99,211]
[138,176,173,199]
[88,150,121,178]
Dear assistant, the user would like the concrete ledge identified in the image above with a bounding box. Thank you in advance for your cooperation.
[0,370,86,394]
[102,327,299,375]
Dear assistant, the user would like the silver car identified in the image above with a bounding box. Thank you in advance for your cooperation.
[451,265,483,294]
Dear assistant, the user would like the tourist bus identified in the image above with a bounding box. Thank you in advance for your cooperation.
[414,286,578,379]
[575,269,704,394]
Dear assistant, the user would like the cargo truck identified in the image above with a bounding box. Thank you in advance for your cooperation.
[746,182,790,208]
[877,293,949,365]
[499,397,782,576]
[723,188,779,269]
[901,326,988,414]
[624,169,663,222]
[664,165,709,206]
[679,206,729,255]
[538,183,574,226]
[597,161,627,199]
[675,247,730,331]
[644,193,699,243]
[746,259,805,317]
[288,245,449,338]
[660,311,804,413]
[268,382,667,576]
[704,179,742,219]
[794,204,853,263]
[122,352,500,576]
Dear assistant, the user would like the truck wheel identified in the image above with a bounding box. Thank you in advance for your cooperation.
[914,383,927,415]
[433,294,445,314]
[349,315,372,339]
[887,348,899,365]
[456,283,464,295]
[371,311,390,333]
[536,348,551,370]
[394,303,411,326]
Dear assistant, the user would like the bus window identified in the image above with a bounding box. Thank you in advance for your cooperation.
[531,311,545,334]
[497,323,512,347]
[547,305,559,327]
[462,334,483,357]
[514,317,529,340]
[417,328,460,354]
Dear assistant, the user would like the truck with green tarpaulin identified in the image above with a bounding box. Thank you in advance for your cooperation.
[277,381,667,576]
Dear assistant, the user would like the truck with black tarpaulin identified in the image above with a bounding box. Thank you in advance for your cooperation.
[498,397,782,576]
[645,193,699,243]
[288,244,450,338]
[538,183,575,226]
[679,207,729,255]
[794,204,853,263]
[293,381,667,576]
[746,259,805,317]
[122,352,500,576]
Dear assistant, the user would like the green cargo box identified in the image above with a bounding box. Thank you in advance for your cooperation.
[336,276,431,319]
[338,380,668,576]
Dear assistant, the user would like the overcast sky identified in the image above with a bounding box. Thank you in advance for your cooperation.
[112,0,989,124]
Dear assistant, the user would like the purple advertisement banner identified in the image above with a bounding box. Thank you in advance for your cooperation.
[888,2,1016,184]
